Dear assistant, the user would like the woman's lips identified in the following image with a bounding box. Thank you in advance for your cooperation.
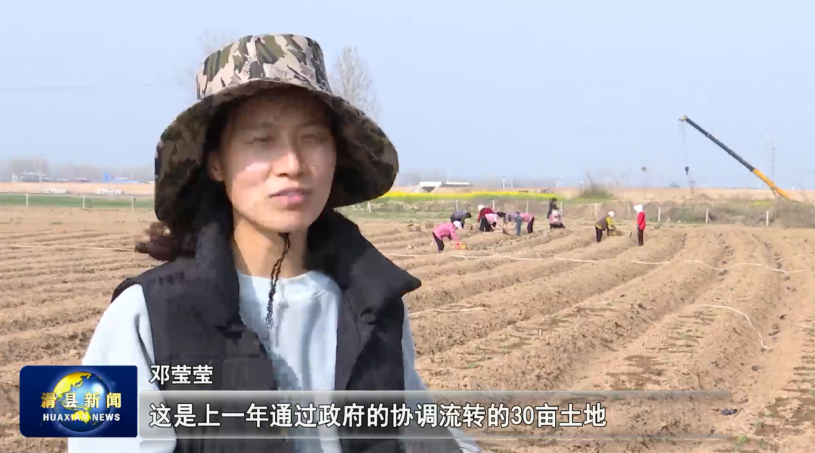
[270,188,311,207]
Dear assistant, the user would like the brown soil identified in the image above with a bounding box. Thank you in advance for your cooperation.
[1,207,814,452]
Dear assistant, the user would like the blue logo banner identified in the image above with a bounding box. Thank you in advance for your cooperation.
[19,365,137,437]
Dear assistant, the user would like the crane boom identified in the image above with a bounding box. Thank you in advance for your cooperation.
[678,115,791,200]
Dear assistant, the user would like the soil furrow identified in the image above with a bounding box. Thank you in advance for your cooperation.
[0,263,155,294]
[0,254,147,274]
[0,231,127,246]
[730,230,815,452]
[0,229,87,241]
[0,299,107,336]
[0,355,78,424]
[406,234,638,314]
[414,230,723,390]
[0,436,64,453]
[0,280,119,310]
[408,231,589,282]
[0,245,134,261]
[410,231,686,357]
[392,229,573,270]
[376,229,517,254]
[0,255,154,280]
[524,230,771,451]
[0,318,96,365]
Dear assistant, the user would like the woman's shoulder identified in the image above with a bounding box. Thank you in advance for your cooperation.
[302,270,342,296]
[108,283,148,318]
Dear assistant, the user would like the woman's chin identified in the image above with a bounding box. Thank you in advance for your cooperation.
[255,211,321,234]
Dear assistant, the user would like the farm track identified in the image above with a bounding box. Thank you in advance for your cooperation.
[1,210,814,452]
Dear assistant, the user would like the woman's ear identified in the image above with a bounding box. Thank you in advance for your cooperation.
[206,152,224,182]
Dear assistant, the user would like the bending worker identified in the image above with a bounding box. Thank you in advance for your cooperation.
[549,209,565,229]
[498,211,523,236]
[548,198,558,219]
[432,220,461,252]
[595,211,615,243]
[450,210,472,228]
[477,204,496,232]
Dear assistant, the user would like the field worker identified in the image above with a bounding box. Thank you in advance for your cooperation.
[450,210,472,228]
[476,204,495,222]
[549,209,565,229]
[484,211,500,229]
[520,211,535,233]
[595,211,616,242]
[635,204,646,246]
[548,198,558,218]
[477,204,496,232]
[72,34,478,453]
[503,211,523,236]
[432,221,460,252]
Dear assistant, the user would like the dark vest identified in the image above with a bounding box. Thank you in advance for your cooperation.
[113,212,460,453]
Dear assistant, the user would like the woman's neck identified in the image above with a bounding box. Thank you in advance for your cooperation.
[231,218,308,278]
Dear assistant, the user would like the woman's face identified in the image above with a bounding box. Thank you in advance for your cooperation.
[208,88,337,234]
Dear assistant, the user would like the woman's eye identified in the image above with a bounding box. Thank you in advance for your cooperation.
[250,136,271,144]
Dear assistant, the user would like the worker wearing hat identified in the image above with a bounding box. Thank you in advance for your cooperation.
[476,203,496,232]
[635,204,646,246]
[595,211,616,242]
[73,33,476,453]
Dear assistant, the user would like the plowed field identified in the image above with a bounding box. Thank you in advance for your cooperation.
[1,208,814,452]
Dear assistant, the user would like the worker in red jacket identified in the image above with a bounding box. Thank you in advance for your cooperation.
[476,204,496,232]
[635,204,646,246]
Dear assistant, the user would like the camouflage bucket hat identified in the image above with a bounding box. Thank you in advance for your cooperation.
[153,33,398,222]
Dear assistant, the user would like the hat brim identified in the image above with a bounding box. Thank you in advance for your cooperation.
[153,78,398,222]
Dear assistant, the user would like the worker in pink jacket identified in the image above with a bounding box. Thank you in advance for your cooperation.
[484,212,500,230]
[432,221,460,252]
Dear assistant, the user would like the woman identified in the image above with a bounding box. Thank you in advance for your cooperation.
[432,221,461,252]
[497,211,522,236]
[484,212,500,230]
[498,211,530,236]
[549,209,565,229]
[450,210,472,228]
[595,211,616,243]
[520,211,535,233]
[476,204,495,232]
[70,34,476,453]
[635,204,646,246]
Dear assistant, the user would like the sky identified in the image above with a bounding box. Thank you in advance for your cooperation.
[1,0,814,189]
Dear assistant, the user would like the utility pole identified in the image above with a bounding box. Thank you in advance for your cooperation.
[502,176,506,190]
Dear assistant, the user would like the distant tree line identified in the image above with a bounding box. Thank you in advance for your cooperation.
[0,158,153,183]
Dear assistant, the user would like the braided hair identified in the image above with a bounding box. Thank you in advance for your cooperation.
[266,233,291,326]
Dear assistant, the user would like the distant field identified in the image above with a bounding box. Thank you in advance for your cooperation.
[378,190,561,202]
[0,194,152,209]
[1,207,814,452]
[4,182,815,202]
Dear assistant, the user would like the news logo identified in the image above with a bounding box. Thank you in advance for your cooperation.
[19,365,137,437]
